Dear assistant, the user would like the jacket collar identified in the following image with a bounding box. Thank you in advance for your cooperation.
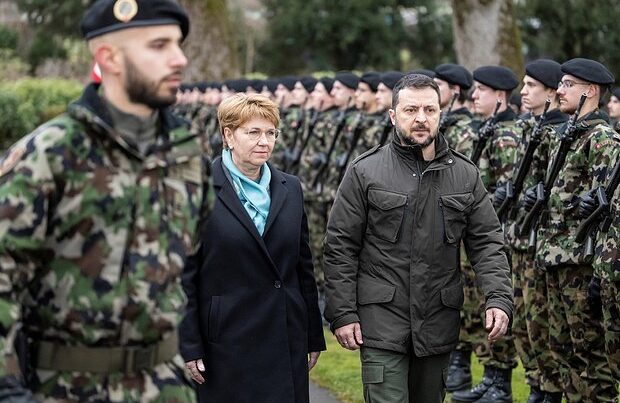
[390,132,453,170]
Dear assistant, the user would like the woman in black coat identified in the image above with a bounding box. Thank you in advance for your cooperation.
[180,93,326,402]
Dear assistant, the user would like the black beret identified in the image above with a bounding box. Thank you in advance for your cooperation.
[264,78,279,93]
[250,79,264,92]
[334,72,360,90]
[209,81,222,90]
[81,0,189,41]
[473,66,519,91]
[299,76,318,92]
[409,69,436,78]
[279,75,297,91]
[561,58,615,85]
[360,72,381,92]
[434,63,473,89]
[525,59,562,89]
[379,71,404,90]
[319,77,335,93]
[612,87,620,100]
[225,79,250,93]
[195,82,208,92]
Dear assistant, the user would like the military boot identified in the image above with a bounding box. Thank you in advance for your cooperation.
[541,392,563,403]
[473,368,512,403]
[451,366,495,402]
[445,350,472,392]
[526,385,545,403]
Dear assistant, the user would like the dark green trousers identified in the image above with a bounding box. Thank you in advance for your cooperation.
[360,346,450,403]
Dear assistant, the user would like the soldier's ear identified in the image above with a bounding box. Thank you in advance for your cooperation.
[93,43,123,77]
[388,109,396,125]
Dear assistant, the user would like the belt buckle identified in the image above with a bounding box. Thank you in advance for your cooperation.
[123,346,155,374]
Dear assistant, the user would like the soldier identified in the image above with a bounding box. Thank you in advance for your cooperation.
[282,76,317,171]
[500,60,568,402]
[376,71,404,112]
[261,77,279,102]
[352,72,385,158]
[0,0,209,401]
[452,66,520,403]
[522,58,619,402]
[272,76,301,170]
[434,63,474,150]
[607,87,620,132]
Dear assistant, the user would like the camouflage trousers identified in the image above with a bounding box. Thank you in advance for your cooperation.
[304,199,329,293]
[457,250,517,369]
[547,264,617,402]
[511,250,540,387]
[32,355,197,402]
[601,278,620,383]
[523,257,562,393]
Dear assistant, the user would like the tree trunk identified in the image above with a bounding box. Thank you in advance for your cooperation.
[451,0,523,76]
[178,0,240,81]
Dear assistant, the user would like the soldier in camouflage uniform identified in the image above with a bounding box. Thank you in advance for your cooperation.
[297,78,337,299]
[500,60,569,401]
[351,72,387,159]
[452,66,520,403]
[0,1,209,401]
[272,76,303,170]
[522,58,619,402]
[375,72,404,146]
[281,77,317,172]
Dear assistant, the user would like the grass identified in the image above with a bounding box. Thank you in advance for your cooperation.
[311,327,530,403]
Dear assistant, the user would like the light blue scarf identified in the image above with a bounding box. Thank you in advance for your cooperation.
[222,149,271,235]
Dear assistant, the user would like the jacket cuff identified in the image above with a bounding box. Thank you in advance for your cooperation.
[179,343,206,362]
[329,313,360,333]
[484,301,513,321]
[308,335,327,352]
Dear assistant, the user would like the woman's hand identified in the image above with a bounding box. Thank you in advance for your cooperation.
[186,359,206,384]
[308,351,321,371]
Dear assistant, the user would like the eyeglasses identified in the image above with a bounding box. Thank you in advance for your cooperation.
[239,127,280,141]
[558,80,590,89]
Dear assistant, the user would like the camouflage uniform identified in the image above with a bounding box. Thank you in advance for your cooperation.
[466,109,520,371]
[0,83,209,402]
[443,107,480,154]
[536,110,619,401]
[504,109,567,392]
[297,108,339,291]
[188,103,215,158]
[350,111,387,160]
[273,105,304,171]
[593,160,620,383]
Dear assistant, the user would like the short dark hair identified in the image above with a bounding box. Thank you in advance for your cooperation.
[392,74,441,109]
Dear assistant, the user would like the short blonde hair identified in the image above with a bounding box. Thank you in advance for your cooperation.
[218,93,280,148]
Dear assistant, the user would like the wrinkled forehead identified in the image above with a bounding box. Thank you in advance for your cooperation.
[397,87,439,107]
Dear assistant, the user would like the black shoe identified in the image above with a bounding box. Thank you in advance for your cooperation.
[526,386,545,403]
[445,350,473,392]
[541,392,563,403]
[473,368,512,403]
[451,366,495,402]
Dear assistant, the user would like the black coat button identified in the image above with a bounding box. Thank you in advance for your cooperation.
[274,281,282,289]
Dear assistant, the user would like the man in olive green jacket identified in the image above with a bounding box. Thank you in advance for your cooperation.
[324,74,513,403]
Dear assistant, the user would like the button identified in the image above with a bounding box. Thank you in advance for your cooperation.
[412,173,417,177]
[274,281,282,289]
[448,159,453,164]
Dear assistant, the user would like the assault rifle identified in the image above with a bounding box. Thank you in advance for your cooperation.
[282,107,307,172]
[378,113,393,147]
[496,99,552,223]
[519,93,588,254]
[310,101,351,191]
[470,100,502,165]
[575,157,620,262]
[336,106,366,183]
[285,101,323,174]
[439,92,459,133]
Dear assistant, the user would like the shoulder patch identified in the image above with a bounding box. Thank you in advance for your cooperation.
[595,139,618,150]
[0,146,26,178]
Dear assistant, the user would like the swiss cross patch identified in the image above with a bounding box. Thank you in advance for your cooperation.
[498,139,518,148]
[0,146,26,178]
[595,140,615,149]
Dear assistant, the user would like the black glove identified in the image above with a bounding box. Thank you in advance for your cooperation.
[578,189,599,219]
[493,185,508,208]
[586,276,603,319]
[0,375,37,403]
[521,186,538,212]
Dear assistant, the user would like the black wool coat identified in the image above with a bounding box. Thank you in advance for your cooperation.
[180,157,326,403]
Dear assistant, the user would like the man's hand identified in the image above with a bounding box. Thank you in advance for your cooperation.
[185,359,206,384]
[493,185,508,208]
[578,189,599,219]
[485,308,509,342]
[308,351,321,371]
[334,322,363,350]
[521,186,538,212]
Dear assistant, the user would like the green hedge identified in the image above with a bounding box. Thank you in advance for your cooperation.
[0,78,82,151]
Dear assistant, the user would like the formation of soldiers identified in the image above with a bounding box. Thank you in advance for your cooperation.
[175,59,619,403]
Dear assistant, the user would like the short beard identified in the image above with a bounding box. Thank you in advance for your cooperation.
[395,123,436,149]
[125,56,177,110]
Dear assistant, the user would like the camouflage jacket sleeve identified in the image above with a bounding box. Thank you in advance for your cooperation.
[0,125,62,376]
[479,123,520,193]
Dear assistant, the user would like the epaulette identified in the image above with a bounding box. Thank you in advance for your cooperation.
[450,149,477,168]
[352,144,382,165]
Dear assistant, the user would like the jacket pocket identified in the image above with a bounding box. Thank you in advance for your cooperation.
[439,192,474,245]
[440,283,464,309]
[367,188,407,243]
[427,283,464,348]
[357,276,396,305]
[207,296,221,342]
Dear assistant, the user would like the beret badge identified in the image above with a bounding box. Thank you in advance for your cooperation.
[113,0,138,23]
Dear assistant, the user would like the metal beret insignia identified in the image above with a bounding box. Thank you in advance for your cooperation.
[113,0,138,23]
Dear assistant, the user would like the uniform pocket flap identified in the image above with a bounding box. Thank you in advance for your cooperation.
[440,193,474,212]
[440,284,464,309]
[368,189,407,211]
[357,276,396,305]
[362,364,384,384]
